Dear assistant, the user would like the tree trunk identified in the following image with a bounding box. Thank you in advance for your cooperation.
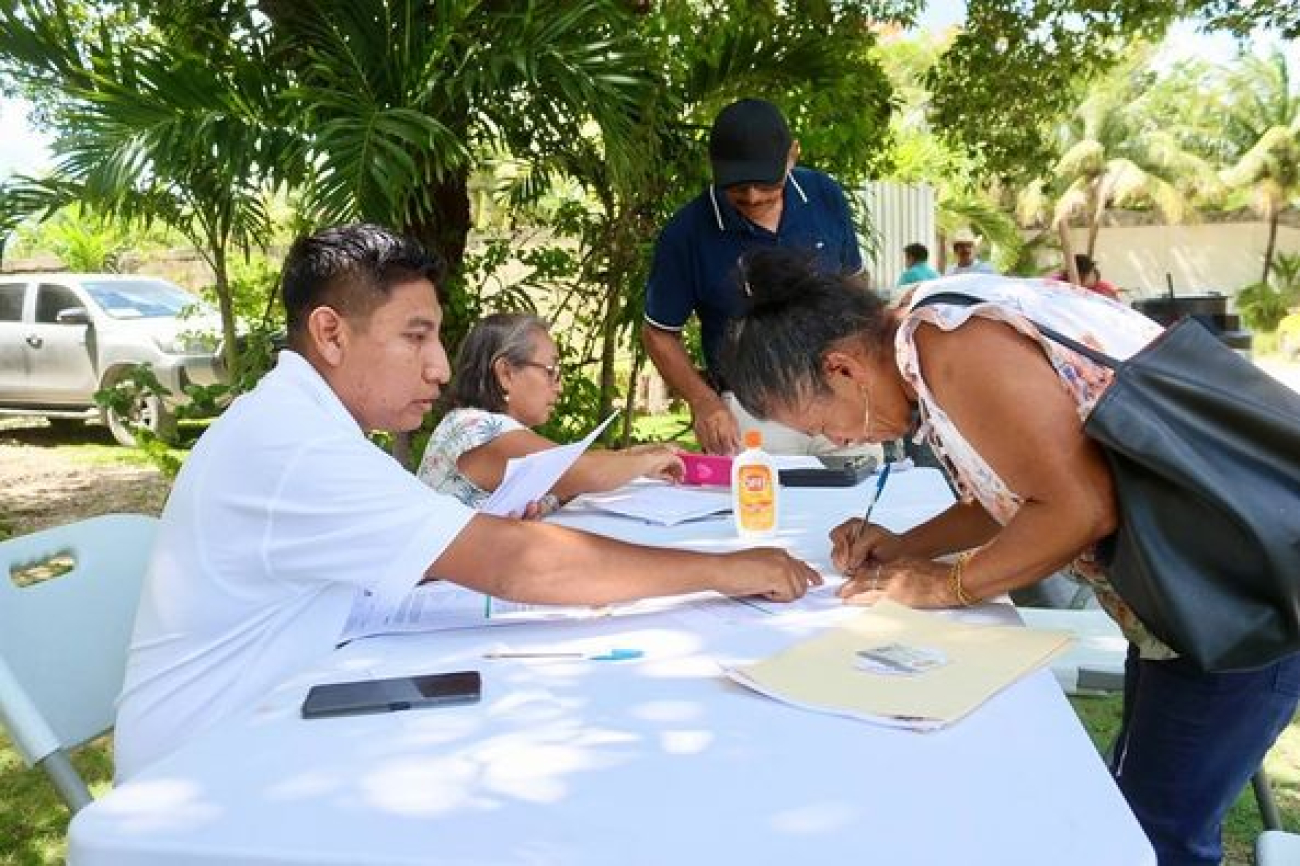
[1086,182,1106,259]
[211,243,241,384]
[621,343,647,448]
[406,172,473,355]
[1059,222,1079,285]
[1262,210,1280,284]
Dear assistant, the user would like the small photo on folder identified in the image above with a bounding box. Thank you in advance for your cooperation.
[725,600,1072,730]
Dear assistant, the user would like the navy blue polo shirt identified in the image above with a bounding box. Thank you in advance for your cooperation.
[644,166,862,385]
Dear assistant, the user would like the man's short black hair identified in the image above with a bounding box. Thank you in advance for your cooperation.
[904,243,929,263]
[281,223,447,342]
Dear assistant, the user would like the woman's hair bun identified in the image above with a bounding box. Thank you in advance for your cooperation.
[738,248,824,310]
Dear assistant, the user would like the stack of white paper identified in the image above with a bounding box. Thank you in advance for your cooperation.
[571,481,732,526]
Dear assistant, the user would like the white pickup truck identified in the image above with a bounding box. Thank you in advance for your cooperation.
[0,273,227,445]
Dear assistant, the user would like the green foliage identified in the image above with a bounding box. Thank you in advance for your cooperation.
[927,1,1299,181]
[1238,253,1300,332]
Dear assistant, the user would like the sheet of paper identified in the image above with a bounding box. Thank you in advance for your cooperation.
[571,481,732,526]
[725,599,1072,730]
[341,580,618,641]
[482,411,618,517]
[340,579,769,642]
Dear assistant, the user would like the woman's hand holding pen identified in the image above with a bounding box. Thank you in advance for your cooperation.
[838,557,953,607]
[831,522,954,605]
[830,520,903,576]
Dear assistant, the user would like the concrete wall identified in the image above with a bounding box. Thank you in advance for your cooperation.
[1063,222,1300,305]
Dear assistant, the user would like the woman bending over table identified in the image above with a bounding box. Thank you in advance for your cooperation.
[418,313,682,513]
[719,248,1300,866]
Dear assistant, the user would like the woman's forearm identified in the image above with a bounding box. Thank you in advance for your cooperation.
[898,500,1000,559]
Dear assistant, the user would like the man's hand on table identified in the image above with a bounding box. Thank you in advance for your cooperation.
[714,548,823,602]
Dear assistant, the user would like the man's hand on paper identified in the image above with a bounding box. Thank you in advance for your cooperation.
[714,548,823,602]
[692,394,740,455]
[837,557,951,608]
[830,520,903,575]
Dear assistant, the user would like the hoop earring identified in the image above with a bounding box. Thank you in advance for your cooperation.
[860,384,872,439]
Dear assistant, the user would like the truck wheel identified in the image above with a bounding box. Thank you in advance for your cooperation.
[103,392,175,448]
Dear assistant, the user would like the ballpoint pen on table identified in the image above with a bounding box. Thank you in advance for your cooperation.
[483,648,644,661]
[851,461,893,568]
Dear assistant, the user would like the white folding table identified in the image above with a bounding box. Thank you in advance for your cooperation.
[69,468,1154,865]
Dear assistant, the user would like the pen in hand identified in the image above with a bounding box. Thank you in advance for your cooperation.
[850,462,893,573]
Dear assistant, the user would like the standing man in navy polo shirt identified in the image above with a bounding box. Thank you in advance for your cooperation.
[642,98,869,456]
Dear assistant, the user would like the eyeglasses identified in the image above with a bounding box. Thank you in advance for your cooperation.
[519,360,563,384]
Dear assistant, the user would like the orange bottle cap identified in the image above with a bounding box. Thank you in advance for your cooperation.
[744,430,763,449]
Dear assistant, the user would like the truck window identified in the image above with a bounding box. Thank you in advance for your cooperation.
[0,283,24,322]
[36,284,85,324]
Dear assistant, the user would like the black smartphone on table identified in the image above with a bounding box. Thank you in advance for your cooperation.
[301,670,482,719]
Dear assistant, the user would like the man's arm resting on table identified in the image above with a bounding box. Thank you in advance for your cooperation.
[641,323,739,455]
[431,513,821,604]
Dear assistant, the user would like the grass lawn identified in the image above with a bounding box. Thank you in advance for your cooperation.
[3,700,1297,865]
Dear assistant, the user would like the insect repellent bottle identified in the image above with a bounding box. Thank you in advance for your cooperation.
[732,430,778,539]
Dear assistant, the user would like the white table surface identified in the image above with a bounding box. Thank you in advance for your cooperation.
[69,468,1154,866]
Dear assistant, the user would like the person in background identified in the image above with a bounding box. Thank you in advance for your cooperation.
[945,228,998,275]
[897,242,939,286]
[1055,253,1121,301]
[642,97,871,457]
[114,225,820,781]
[719,248,1299,866]
[418,312,683,512]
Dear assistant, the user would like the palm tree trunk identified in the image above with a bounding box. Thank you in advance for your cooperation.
[211,242,240,383]
[407,172,473,355]
[1262,211,1280,284]
[1087,182,1106,258]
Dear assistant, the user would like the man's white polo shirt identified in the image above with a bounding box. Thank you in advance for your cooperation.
[114,351,474,780]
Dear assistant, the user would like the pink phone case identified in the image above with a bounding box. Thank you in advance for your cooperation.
[679,452,733,486]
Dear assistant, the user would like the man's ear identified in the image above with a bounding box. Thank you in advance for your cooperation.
[307,306,348,367]
[787,140,801,170]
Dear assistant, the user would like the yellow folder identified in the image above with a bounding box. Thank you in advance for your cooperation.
[726,600,1073,730]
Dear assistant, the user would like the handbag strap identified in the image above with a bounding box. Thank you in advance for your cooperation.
[914,291,1123,372]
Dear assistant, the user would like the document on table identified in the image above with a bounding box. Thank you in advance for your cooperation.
[725,599,1072,730]
[571,481,732,526]
[341,579,771,642]
[481,411,618,517]
[342,580,608,641]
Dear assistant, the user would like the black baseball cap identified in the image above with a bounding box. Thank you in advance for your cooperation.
[709,99,792,189]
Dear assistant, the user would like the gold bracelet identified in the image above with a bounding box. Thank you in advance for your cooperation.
[949,551,978,607]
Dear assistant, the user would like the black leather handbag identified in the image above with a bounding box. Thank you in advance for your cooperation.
[920,292,1300,671]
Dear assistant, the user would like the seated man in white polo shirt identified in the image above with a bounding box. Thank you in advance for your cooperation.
[114,223,820,780]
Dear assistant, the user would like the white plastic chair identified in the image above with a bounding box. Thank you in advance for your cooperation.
[1258,830,1300,865]
[0,514,157,812]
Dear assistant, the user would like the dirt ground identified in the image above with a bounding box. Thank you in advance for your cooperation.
[0,419,170,537]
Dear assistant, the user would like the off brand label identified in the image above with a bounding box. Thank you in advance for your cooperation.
[736,465,775,531]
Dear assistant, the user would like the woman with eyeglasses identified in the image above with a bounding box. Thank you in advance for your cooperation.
[417,312,683,514]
